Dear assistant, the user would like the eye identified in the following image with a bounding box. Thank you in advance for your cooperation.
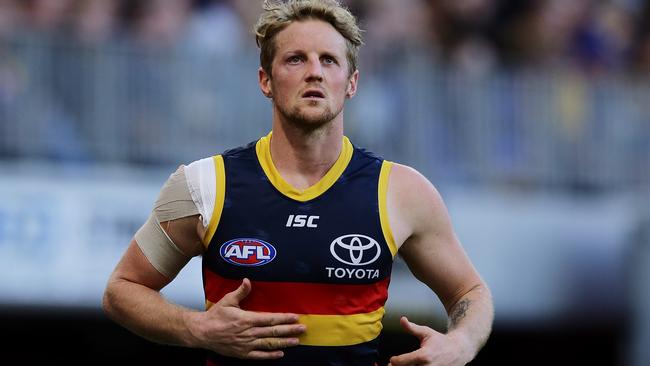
[322,56,337,65]
[287,55,302,64]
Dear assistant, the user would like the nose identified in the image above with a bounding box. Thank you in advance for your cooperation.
[305,57,323,82]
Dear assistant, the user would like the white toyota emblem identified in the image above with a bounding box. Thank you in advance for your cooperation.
[330,234,381,266]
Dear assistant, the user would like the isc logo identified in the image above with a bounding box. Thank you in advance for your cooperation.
[286,214,319,228]
[220,238,276,266]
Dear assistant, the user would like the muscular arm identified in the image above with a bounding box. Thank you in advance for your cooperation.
[102,216,204,347]
[103,166,208,346]
[103,164,306,359]
[104,215,305,358]
[387,164,493,365]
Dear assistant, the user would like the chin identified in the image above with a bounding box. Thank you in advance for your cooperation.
[289,110,336,129]
[276,101,341,129]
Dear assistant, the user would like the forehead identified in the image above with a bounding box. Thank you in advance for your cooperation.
[274,19,347,56]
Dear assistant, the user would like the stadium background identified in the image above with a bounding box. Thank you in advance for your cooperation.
[0,0,649,365]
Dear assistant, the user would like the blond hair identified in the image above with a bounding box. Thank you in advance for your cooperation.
[254,0,363,77]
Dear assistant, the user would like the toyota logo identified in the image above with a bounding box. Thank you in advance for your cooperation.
[330,234,381,266]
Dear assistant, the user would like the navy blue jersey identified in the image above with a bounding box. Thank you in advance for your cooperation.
[201,133,397,366]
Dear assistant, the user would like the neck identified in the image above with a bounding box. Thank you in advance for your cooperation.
[269,117,344,190]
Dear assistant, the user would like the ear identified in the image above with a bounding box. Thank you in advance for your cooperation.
[345,69,359,99]
[258,67,273,98]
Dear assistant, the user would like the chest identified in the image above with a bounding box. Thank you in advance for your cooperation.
[204,160,392,284]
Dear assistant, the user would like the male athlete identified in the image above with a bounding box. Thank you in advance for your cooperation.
[103,1,494,365]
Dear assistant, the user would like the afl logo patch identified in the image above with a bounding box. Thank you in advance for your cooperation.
[330,234,381,266]
[220,238,277,266]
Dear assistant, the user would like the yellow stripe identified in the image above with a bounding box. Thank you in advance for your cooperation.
[298,307,385,346]
[203,155,226,248]
[379,161,397,257]
[255,132,353,202]
[205,300,386,346]
[204,301,384,346]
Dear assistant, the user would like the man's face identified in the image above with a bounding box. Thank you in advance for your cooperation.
[259,19,359,129]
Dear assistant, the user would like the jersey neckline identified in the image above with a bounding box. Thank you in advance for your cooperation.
[255,131,353,202]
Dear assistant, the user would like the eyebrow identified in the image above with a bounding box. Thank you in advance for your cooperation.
[282,49,342,58]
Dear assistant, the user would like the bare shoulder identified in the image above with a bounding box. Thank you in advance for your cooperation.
[389,163,441,199]
[387,163,484,308]
[386,163,451,249]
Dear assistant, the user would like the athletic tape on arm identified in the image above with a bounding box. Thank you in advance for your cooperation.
[135,214,191,279]
[153,165,200,222]
[134,165,200,279]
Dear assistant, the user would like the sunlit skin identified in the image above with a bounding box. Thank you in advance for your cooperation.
[259,19,359,132]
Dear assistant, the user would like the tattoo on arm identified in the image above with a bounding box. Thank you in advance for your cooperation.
[448,299,471,329]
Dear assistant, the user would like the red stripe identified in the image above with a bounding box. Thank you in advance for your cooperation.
[203,268,390,315]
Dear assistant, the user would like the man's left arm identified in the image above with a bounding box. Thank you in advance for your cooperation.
[386,164,494,366]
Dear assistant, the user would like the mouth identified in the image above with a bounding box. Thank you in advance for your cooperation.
[301,89,326,99]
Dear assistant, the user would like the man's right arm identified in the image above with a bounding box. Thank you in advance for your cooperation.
[102,166,305,359]
[103,226,200,348]
[103,233,305,358]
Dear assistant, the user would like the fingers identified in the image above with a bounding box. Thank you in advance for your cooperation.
[248,310,301,327]
[390,317,445,366]
[245,350,285,360]
[388,348,427,366]
[230,332,301,360]
[239,320,304,358]
[399,316,432,340]
[205,279,307,360]
[215,279,300,328]
[252,336,301,350]
[218,278,252,307]
[249,323,306,338]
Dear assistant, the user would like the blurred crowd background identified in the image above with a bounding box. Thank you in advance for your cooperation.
[0,0,649,365]
[0,0,648,186]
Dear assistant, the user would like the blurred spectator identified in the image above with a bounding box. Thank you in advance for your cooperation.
[229,0,268,39]
[119,0,193,164]
[186,0,246,57]
[629,0,650,76]
[631,31,650,75]
[0,0,20,39]
[351,0,438,159]
[572,2,635,74]
[435,0,499,75]
[18,0,72,32]
[46,0,122,162]
[0,0,91,161]
[121,0,192,49]
[362,0,437,59]
[70,0,119,45]
[497,0,591,70]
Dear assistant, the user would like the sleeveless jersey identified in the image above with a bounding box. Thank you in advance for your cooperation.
[201,132,397,366]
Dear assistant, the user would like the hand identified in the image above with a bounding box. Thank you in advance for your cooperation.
[388,316,470,366]
[186,278,306,359]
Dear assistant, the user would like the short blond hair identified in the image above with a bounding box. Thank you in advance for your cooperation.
[254,0,363,77]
